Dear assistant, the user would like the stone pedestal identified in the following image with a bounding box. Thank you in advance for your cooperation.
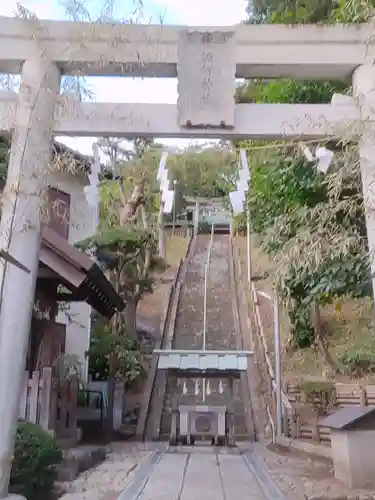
[178,404,227,444]
[0,57,60,497]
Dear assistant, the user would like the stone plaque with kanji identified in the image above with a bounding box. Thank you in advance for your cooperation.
[177,30,236,129]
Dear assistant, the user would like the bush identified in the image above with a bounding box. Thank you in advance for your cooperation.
[339,349,375,377]
[232,213,247,236]
[10,421,63,500]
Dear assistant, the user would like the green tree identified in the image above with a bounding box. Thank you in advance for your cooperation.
[237,0,374,370]
[246,0,375,24]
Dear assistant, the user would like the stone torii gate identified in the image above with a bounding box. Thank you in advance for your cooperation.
[0,16,375,498]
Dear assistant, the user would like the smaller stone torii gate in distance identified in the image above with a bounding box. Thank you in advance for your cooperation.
[154,349,252,446]
[0,16,375,498]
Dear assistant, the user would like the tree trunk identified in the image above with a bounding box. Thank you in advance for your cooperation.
[122,298,138,340]
[158,202,166,259]
[105,355,116,440]
[311,303,342,374]
[119,182,144,225]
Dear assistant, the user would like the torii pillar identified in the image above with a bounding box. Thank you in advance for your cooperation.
[0,56,60,499]
[353,65,375,303]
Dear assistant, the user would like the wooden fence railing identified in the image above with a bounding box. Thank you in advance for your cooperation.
[287,381,375,407]
[165,227,192,238]
[285,381,375,445]
[19,367,78,441]
[19,367,53,430]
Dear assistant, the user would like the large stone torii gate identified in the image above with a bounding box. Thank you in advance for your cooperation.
[0,16,375,498]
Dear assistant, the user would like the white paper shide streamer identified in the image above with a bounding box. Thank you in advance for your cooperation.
[157,151,175,214]
[229,149,249,215]
[300,143,334,174]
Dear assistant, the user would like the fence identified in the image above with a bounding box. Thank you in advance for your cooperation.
[284,381,375,445]
[165,227,192,238]
[286,381,375,408]
[233,244,293,440]
[19,368,53,430]
[19,367,78,440]
[232,241,375,445]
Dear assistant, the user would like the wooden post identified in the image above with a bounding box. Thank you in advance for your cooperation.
[227,377,235,446]
[282,407,289,437]
[57,381,68,437]
[170,394,178,445]
[48,378,58,436]
[295,416,301,439]
[68,376,78,440]
[18,371,29,420]
[312,420,320,442]
[290,410,298,439]
[28,371,39,423]
[359,386,367,407]
[39,367,52,431]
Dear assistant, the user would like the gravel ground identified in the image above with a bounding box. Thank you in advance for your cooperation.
[254,442,375,500]
[58,443,153,500]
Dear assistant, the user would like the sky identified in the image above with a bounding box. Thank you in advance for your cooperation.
[0,0,248,157]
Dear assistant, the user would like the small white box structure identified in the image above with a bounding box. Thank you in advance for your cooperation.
[319,407,375,489]
[179,405,227,445]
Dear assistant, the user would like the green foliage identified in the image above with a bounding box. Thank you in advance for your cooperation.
[247,0,375,24]
[87,319,143,386]
[256,155,371,347]
[236,79,347,105]
[10,421,63,500]
[232,213,247,236]
[289,303,315,348]
[237,0,373,356]
[77,226,165,298]
[167,149,237,198]
[339,349,375,376]
[249,154,327,235]
[298,380,336,415]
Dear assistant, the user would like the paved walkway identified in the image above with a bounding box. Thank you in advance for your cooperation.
[119,447,280,500]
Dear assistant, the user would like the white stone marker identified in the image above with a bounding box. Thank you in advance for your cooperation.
[177,29,236,129]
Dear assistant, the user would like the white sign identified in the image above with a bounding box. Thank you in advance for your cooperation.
[177,29,236,128]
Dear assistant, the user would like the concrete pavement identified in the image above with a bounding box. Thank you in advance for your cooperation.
[122,448,269,500]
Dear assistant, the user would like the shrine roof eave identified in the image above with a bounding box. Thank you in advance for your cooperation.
[0,17,373,79]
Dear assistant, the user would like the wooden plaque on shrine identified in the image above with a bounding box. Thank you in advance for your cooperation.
[177,29,236,129]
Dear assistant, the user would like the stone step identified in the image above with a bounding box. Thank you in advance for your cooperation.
[160,234,249,442]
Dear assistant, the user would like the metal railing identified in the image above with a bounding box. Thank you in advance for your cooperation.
[202,223,215,351]
[201,223,215,403]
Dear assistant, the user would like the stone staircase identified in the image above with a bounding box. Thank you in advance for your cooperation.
[160,234,248,439]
